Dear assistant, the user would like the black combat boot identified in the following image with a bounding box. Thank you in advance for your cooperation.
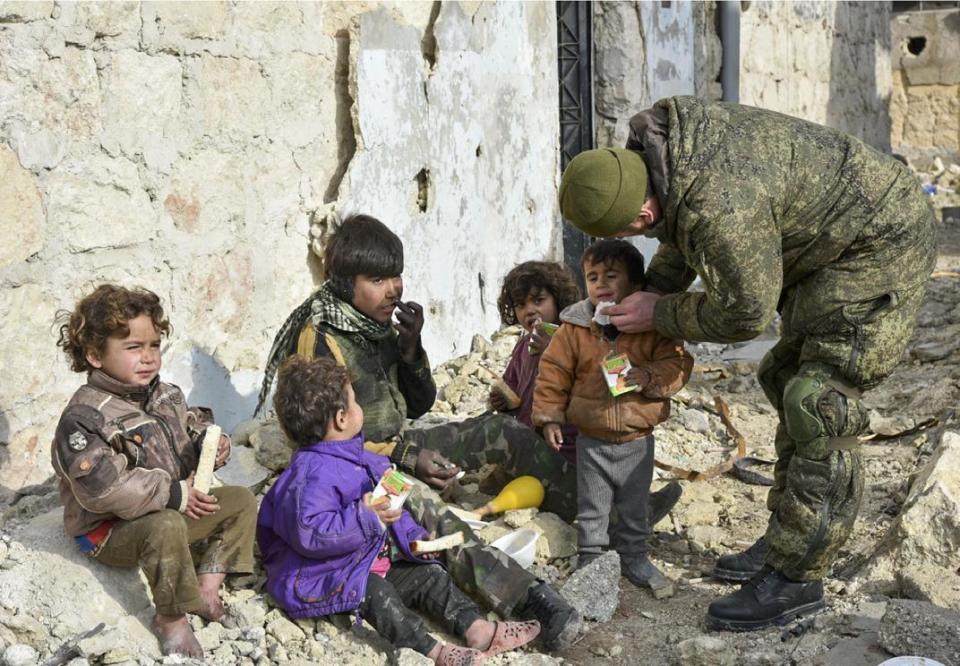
[521,582,583,651]
[712,536,769,582]
[706,565,825,631]
[649,481,683,526]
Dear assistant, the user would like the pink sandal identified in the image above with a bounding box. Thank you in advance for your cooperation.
[436,643,485,666]
[482,620,542,657]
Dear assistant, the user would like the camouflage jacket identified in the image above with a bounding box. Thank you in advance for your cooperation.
[627,96,932,343]
[51,370,216,536]
[294,318,437,464]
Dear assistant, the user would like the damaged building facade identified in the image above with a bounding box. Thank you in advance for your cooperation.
[0,1,915,494]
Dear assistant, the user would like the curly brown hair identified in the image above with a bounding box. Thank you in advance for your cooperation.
[274,356,351,447]
[56,284,171,373]
[497,261,581,326]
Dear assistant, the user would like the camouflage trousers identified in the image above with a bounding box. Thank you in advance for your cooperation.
[92,486,257,615]
[405,413,578,522]
[760,193,936,581]
[403,481,538,617]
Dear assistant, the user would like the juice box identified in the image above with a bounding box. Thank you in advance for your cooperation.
[602,353,638,396]
[370,467,414,512]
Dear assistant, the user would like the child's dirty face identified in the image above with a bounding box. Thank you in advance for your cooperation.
[352,274,403,323]
[85,314,162,386]
[584,258,634,307]
[513,289,559,333]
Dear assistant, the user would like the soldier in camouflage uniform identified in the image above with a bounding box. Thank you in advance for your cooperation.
[256,214,582,650]
[558,96,937,630]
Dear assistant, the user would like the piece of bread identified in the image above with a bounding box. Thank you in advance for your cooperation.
[411,531,465,553]
[193,425,221,494]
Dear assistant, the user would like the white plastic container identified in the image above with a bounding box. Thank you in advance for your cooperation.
[490,528,539,569]
[877,658,946,666]
[446,506,489,531]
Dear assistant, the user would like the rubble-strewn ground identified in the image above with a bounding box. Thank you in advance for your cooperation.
[0,189,958,666]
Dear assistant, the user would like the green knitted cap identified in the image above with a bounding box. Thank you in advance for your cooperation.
[559,148,648,237]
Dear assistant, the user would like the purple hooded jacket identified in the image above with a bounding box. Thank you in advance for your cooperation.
[256,433,428,619]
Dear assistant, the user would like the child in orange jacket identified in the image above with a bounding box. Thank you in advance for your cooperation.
[533,240,692,595]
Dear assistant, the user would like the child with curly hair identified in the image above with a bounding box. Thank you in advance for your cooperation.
[51,285,257,659]
[492,261,581,462]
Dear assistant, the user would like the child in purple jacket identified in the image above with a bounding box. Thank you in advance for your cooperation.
[257,356,541,666]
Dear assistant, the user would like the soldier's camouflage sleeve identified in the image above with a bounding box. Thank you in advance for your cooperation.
[646,242,698,295]
[652,182,782,343]
[52,405,182,520]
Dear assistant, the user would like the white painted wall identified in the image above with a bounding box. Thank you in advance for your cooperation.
[0,0,561,494]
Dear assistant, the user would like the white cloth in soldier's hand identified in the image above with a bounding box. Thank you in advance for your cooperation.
[593,301,616,326]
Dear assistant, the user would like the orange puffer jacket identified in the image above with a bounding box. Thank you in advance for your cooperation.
[533,298,693,443]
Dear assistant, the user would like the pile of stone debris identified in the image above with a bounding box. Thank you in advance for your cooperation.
[1,270,959,665]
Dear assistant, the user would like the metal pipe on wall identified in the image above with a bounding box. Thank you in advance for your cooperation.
[719,1,741,103]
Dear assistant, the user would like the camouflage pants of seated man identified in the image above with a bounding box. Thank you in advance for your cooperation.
[404,413,578,522]
[759,196,935,581]
[403,481,539,617]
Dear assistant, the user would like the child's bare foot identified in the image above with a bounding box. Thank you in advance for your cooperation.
[196,572,226,621]
[151,614,203,658]
[429,642,484,666]
[467,619,541,657]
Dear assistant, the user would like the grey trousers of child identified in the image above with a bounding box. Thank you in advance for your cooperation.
[577,433,655,557]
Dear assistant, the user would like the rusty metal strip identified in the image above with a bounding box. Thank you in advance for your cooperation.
[653,396,747,482]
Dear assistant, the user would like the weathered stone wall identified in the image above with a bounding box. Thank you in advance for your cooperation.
[0,1,560,494]
[739,0,893,151]
[890,9,960,164]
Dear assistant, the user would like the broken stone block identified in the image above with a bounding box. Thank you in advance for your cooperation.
[503,508,538,528]
[560,551,620,622]
[215,445,271,493]
[680,408,711,434]
[858,431,960,601]
[476,522,512,546]
[879,599,960,666]
[898,564,960,610]
[265,611,305,644]
[250,420,296,471]
[676,635,736,666]
[2,644,37,666]
[394,647,433,665]
[685,525,727,551]
[530,513,577,562]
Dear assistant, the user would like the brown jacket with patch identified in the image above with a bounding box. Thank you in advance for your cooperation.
[532,299,693,443]
[51,370,217,536]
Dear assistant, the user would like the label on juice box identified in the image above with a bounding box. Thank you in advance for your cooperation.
[538,321,559,335]
[602,353,638,396]
[371,467,414,513]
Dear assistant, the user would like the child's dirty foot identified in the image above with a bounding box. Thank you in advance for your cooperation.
[195,589,224,621]
[479,620,541,657]
[196,572,226,621]
[151,614,203,658]
[435,643,484,666]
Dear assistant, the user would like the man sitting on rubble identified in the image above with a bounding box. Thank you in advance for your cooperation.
[557,96,936,631]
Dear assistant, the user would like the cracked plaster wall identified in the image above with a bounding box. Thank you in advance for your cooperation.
[0,0,560,494]
[739,0,893,151]
[890,9,960,164]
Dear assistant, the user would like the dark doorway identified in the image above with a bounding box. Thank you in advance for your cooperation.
[557,1,595,290]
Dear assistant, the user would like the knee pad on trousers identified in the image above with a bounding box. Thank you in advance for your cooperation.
[782,374,868,459]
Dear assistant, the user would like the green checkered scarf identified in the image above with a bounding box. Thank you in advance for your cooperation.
[255,282,393,415]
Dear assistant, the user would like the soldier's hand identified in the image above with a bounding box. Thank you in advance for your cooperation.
[184,474,220,520]
[414,449,460,490]
[604,291,660,334]
[543,423,564,451]
[489,388,510,412]
[395,300,425,363]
